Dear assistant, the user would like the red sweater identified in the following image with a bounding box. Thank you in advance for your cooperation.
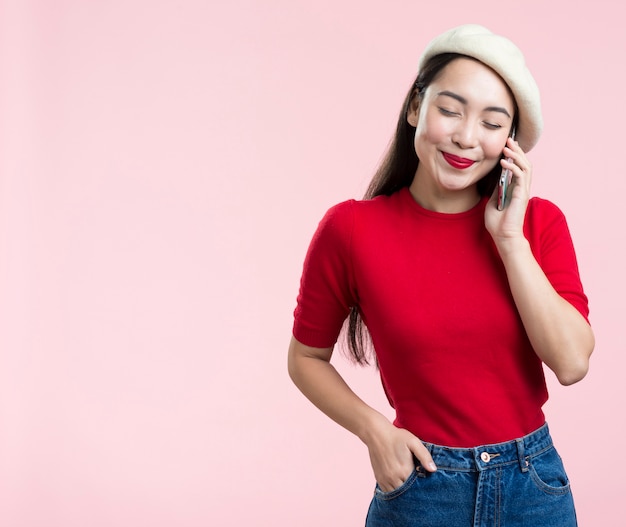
[293,187,589,447]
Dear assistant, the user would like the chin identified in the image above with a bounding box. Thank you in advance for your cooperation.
[439,176,476,191]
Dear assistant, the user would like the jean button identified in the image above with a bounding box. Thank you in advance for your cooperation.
[480,452,491,463]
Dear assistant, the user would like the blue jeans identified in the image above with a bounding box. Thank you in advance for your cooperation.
[365,424,577,526]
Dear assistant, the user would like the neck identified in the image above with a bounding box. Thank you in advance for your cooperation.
[408,179,481,213]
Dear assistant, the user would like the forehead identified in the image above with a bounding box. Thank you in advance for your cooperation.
[429,57,515,111]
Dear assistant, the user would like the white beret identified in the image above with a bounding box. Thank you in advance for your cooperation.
[418,24,542,152]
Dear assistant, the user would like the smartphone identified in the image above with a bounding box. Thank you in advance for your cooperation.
[497,127,516,211]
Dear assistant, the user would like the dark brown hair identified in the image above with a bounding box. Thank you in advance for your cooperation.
[341,53,517,365]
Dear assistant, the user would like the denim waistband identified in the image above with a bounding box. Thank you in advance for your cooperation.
[421,423,553,473]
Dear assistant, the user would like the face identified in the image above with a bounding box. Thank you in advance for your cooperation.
[407,57,515,210]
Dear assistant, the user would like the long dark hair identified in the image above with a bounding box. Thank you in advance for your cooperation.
[341,53,517,365]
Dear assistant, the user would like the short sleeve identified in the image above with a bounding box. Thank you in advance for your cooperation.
[292,201,358,348]
[525,198,590,321]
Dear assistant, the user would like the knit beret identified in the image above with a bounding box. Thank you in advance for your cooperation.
[418,24,542,152]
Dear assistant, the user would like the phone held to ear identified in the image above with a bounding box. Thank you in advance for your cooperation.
[497,127,516,211]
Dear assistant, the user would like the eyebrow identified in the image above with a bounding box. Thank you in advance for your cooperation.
[437,90,512,118]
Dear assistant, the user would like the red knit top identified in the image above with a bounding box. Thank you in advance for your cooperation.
[293,187,589,447]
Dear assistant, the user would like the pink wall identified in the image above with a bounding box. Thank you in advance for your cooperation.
[1,1,622,525]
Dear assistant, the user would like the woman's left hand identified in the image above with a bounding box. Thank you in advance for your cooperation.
[484,137,532,246]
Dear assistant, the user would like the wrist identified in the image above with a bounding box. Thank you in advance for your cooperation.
[494,235,530,259]
[356,410,392,446]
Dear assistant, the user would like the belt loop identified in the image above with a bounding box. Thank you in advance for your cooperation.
[516,438,529,473]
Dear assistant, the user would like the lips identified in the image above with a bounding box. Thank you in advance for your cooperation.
[442,152,476,170]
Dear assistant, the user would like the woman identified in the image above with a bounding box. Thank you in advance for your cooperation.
[288,25,593,526]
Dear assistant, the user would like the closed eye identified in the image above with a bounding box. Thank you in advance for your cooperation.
[438,107,459,117]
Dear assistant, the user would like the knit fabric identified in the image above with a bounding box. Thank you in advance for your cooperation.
[293,187,589,447]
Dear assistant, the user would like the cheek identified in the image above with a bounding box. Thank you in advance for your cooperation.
[414,113,449,152]
[483,138,507,161]
[422,111,451,143]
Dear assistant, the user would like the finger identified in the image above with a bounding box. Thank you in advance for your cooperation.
[376,462,415,493]
[503,143,531,172]
[409,439,437,472]
[507,136,522,151]
[500,156,519,175]
[502,159,532,195]
[502,147,524,167]
[380,479,404,493]
[501,156,530,186]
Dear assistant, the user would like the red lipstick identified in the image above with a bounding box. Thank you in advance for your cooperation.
[442,152,475,170]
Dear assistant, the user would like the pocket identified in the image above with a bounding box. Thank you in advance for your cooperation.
[527,447,571,496]
[374,468,420,501]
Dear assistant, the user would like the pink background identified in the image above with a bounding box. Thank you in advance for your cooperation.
[1,1,623,525]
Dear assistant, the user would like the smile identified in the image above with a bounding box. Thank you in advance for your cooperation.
[442,152,476,170]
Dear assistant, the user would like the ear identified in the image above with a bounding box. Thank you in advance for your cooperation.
[406,93,420,127]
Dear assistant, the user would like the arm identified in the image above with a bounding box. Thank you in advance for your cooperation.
[485,138,595,385]
[495,237,594,385]
[287,336,437,491]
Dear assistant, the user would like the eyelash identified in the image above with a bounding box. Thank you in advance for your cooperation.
[438,107,458,117]
[438,108,502,130]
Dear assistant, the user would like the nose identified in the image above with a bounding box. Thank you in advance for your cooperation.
[452,121,479,149]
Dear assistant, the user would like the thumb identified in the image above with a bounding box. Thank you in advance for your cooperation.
[409,438,437,473]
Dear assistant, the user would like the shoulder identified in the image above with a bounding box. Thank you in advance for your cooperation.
[319,192,401,227]
[307,199,358,254]
[527,196,566,218]
[315,199,356,235]
[349,191,405,223]
[525,197,568,231]
[524,197,576,260]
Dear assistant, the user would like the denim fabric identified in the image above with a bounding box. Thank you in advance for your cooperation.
[365,424,577,527]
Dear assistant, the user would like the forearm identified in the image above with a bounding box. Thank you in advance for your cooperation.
[497,238,594,385]
[287,337,386,442]
[287,336,437,484]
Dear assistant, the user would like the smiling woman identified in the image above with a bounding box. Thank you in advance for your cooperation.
[407,57,516,211]
[288,24,593,527]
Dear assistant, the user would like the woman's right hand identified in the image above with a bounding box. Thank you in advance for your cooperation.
[362,414,437,492]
